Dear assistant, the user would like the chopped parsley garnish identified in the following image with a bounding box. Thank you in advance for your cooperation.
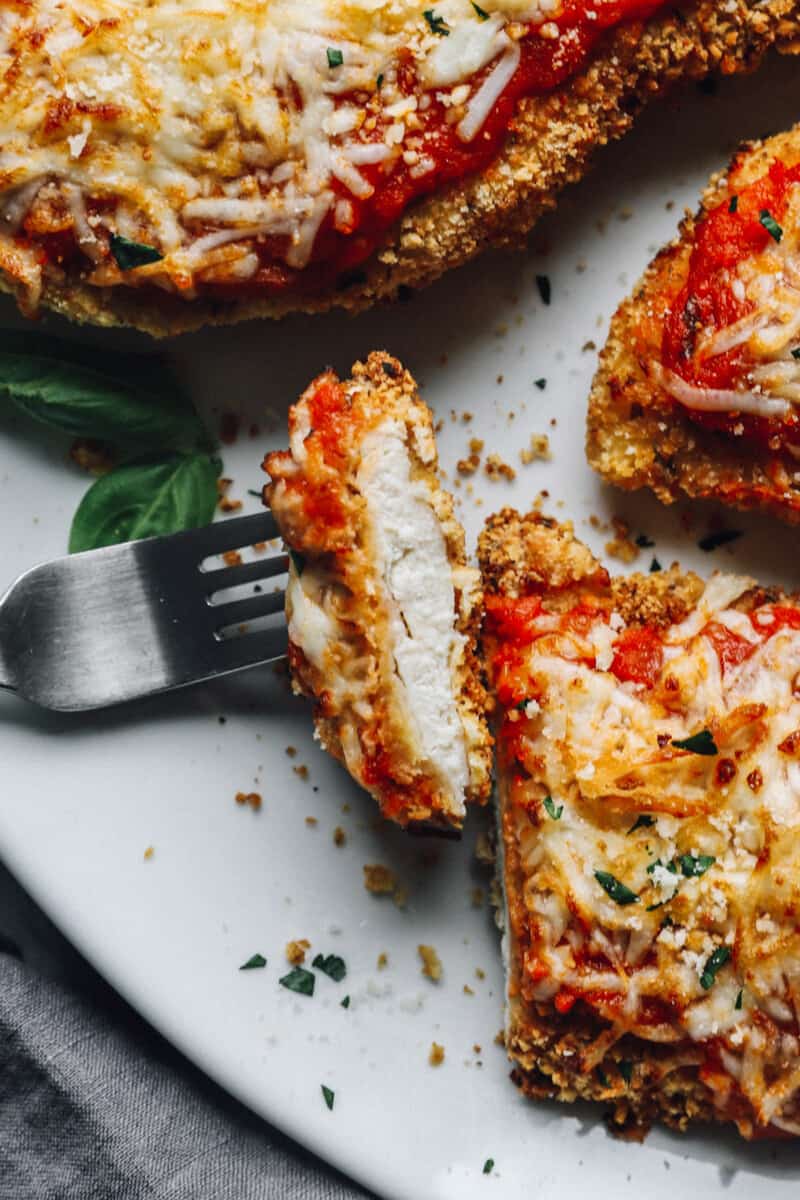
[376,73,384,90]
[700,945,731,990]
[677,853,715,878]
[239,953,266,970]
[698,529,742,552]
[635,533,655,548]
[535,274,551,305]
[247,488,262,498]
[482,1159,494,1175]
[649,557,662,573]
[312,953,347,982]
[735,988,743,1011]
[321,1084,335,1110]
[289,549,306,576]
[596,1067,609,1087]
[327,47,343,68]
[618,1061,633,1085]
[534,377,547,390]
[109,234,163,271]
[759,209,783,243]
[341,994,351,1009]
[514,698,531,711]
[792,347,800,361]
[279,966,315,996]
[543,795,563,820]
[671,729,718,756]
[423,9,449,34]
[472,1,490,17]
[594,870,639,906]
[627,814,655,835]
[728,195,738,214]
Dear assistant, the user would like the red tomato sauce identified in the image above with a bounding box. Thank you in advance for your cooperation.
[661,158,800,444]
[609,624,663,688]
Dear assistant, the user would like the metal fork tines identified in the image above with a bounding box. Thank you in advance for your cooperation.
[0,510,288,712]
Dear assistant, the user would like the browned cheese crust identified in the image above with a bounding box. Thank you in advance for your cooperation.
[587,124,800,525]
[7,0,799,336]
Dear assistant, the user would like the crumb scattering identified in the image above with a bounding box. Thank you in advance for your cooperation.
[377,952,388,969]
[293,764,309,781]
[363,863,398,894]
[235,791,262,812]
[605,516,640,564]
[520,433,551,465]
[484,452,516,482]
[418,944,442,982]
[285,746,297,758]
[286,938,310,965]
[222,549,242,567]
[305,815,318,827]
[429,1042,445,1067]
[470,887,484,908]
[333,825,346,846]
[143,845,154,861]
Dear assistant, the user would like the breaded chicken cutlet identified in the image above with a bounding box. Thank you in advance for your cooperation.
[264,353,492,832]
[480,508,800,1138]
[588,124,800,525]
[1,0,798,335]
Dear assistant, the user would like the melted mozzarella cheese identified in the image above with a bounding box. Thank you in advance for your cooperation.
[358,417,469,811]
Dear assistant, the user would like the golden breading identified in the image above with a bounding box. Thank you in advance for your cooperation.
[587,124,800,525]
[1,0,797,335]
[480,508,800,1138]
[264,352,492,832]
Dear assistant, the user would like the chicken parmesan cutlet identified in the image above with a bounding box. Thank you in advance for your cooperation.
[264,353,491,832]
[480,508,800,1138]
[588,125,800,525]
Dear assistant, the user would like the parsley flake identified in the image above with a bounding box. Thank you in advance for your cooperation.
[635,533,655,548]
[423,9,449,34]
[472,1,490,16]
[735,988,743,1011]
[700,945,731,990]
[321,1084,335,1110]
[312,953,347,982]
[594,870,639,906]
[482,1159,494,1175]
[728,195,738,214]
[671,729,718,756]
[649,557,662,573]
[618,1060,633,1085]
[759,209,783,243]
[289,549,306,576]
[376,72,384,90]
[596,1067,609,1087]
[536,274,551,305]
[239,953,266,970]
[109,234,163,271]
[627,814,655,835]
[698,529,742,552]
[280,966,315,996]
[534,377,547,390]
[792,347,800,361]
[341,994,351,1009]
[543,795,563,820]
[247,488,262,498]
[327,47,343,68]
[678,853,715,878]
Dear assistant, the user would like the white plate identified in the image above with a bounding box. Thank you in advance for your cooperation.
[3,60,800,1200]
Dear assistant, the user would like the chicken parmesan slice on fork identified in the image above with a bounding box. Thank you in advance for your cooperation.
[264,353,492,833]
[479,507,800,1137]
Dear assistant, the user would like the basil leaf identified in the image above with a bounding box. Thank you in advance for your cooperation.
[423,9,449,34]
[110,233,164,271]
[543,795,563,820]
[594,870,639,906]
[321,1084,335,1111]
[239,953,266,970]
[627,814,655,835]
[0,346,203,448]
[672,729,718,755]
[759,210,783,243]
[678,853,715,878]
[472,1,489,17]
[700,945,731,990]
[312,953,346,982]
[69,451,221,552]
[482,1160,494,1175]
[280,966,315,996]
[326,47,343,68]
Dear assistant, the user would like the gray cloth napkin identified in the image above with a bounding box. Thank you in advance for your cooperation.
[0,864,370,1200]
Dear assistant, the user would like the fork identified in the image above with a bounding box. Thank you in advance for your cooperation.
[0,511,288,712]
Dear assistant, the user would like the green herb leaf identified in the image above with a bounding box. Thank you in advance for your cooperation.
[340,994,351,1009]
[543,795,563,820]
[423,9,449,34]
[327,47,343,68]
[536,275,551,305]
[534,377,547,390]
[312,953,346,982]
[647,857,678,876]
[289,549,306,576]
[728,195,738,214]
[635,534,655,548]
[671,729,718,756]
[110,233,164,271]
[472,1,489,17]
[618,1060,633,1085]
[792,347,800,361]
[678,853,715,878]
[594,870,639,906]
[69,451,221,553]
[482,1159,494,1175]
[627,814,655,835]
[280,966,315,996]
[700,945,731,990]
[376,72,384,89]
[321,1084,335,1110]
[596,1067,609,1087]
[759,209,783,243]
[698,529,742,552]
[735,988,743,1010]
[649,557,662,573]
[239,953,266,970]
[0,348,203,448]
